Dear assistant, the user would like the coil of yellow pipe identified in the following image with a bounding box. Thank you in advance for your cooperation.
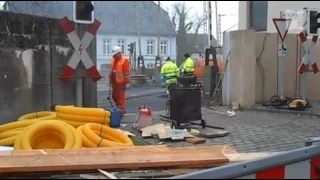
[0,120,42,146]
[0,119,41,133]
[57,119,110,128]
[18,111,57,121]
[56,113,110,124]
[14,120,82,150]
[55,105,111,117]
[77,123,134,148]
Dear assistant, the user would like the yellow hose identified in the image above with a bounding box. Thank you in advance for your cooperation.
[18,111,56,121]
[0,119,41,133]
[57,113,110,124]
[77,123,134,148]
[55,105,111,117]
[0,105,130,149]
[57,119,110,128]
[14,120,82,150]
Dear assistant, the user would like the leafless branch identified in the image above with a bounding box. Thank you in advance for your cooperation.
[169,2,206,64]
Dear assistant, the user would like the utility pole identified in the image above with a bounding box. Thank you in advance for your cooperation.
[135,1,144,74]
[157,1,160,57]
[214,1,219,47]
[154,1,161,83]
[203,1,208,34]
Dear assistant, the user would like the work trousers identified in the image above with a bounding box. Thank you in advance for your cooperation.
[112,83,126,117]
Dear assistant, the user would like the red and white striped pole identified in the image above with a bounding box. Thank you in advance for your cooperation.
[59,17,102,82]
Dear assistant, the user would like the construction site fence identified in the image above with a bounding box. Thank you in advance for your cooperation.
[170,144,320,179]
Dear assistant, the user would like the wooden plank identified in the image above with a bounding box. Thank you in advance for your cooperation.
[185,137,206,144]
[0,145,231,173]
[0,145,237,157]
[225,152,279,162]
[0,145,170,156]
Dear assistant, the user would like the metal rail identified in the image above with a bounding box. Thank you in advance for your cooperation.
[170,145,320,179]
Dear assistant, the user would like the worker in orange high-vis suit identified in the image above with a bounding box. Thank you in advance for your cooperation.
[109,46,130,118]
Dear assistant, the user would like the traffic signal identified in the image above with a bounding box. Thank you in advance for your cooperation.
[73,1,95,24]
[307,9,320,36]
[128,43,133,54]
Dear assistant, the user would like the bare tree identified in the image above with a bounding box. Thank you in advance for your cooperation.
[170,2,206,65]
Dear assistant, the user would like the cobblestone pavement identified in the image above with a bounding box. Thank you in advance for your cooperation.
[123,108,320,153]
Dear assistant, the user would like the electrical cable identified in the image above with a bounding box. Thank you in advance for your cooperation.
[107,82,114,108]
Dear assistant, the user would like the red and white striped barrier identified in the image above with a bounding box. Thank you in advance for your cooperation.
[170,145,320,179]
[238,158,320,179]
[298,32,319,74]
[58,17,102,82]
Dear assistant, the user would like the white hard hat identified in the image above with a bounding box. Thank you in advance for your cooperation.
[112,46,122,55]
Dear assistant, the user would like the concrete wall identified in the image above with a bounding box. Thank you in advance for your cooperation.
[0,11,78,124]
[238,1,249,30]
[96,34,176,70]
[223,29,320,107]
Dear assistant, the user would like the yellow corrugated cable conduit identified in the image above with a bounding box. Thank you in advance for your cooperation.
[17,111,57,121]
[14,120,82,150]
[55,105,111,126]
[77,123,134,148]
[0,119,42,146]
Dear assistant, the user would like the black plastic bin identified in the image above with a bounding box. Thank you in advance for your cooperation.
[169,86,202,124]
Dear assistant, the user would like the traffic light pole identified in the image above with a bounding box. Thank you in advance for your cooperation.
[75,23,83,107]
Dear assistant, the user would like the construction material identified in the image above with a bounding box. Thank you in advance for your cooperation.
[98,169,118,179]
[17,111,56,121]
[225,152,279,162]
[56,105,111,124]
[14,120,82,150]
[185,137,206,144]
[0,119,42,146]
[0,145,234,173]
[76,123,134,147]
[0,113,133,149]
[140,123,194,140]
[262,95,310,111]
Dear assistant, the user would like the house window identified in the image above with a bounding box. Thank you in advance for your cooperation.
[117,39,126,54]
[160,40,168,56]
[102,39,111,55]
[249,1,268,31]
[147,40,154,55]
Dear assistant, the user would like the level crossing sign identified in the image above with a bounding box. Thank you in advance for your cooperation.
[58,17,102,82]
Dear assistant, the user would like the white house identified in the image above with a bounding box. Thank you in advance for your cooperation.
[7,1,177,70]
[95,1,177,70]
[238,1,319,33]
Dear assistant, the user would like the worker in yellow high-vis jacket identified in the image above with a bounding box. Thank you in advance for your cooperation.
[161,57,180,93]
[180,53,196,86]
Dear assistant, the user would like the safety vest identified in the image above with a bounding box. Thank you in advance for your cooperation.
[182,57,195,76]
[160,61,179,84]
[111,55,130,83]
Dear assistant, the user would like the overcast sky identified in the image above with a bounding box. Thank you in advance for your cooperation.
[0,1,239,39]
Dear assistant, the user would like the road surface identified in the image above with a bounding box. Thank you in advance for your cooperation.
[98,86,167,113]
